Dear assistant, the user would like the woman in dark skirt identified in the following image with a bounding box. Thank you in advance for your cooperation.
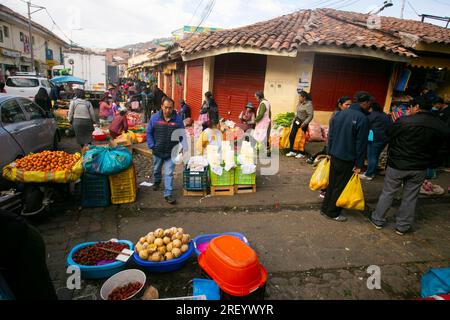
[68,89,97,148]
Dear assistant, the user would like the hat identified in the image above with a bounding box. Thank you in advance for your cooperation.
[245,102,255,109]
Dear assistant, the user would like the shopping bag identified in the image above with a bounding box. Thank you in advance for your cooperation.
[83,146,133,175]
[293,128,306,152]
[336,173,365,211]
[279,127,291,149]
[309,158,330,191]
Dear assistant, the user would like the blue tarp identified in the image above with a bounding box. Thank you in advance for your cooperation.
[421,268,450,298]
[51,76,86,85]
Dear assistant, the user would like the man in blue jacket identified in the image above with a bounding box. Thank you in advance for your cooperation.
[321,92,371,222]
[147,97,187,205]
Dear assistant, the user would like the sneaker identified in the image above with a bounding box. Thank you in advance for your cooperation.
[153,183,161,191]
[286,152,297,157]
[306,158,315,165]
[332,215,347,222]
[319,191,326,199]
[359,174,374,181]
[165,196,177,205]
[369,218,384,230]
[395,228,413,236]
[295,153,306,159]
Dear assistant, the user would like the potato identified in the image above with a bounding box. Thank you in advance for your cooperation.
[181,234,191,245]
[164,229,173,237]
[166,243,173,252]
[147,232,154,238]
[139,237,146,244]
[154,229,164,238]
[142,286,159,300]
[165,252,174,261]
[172,248,181,258]
[146,235,156,244]
[151,252,162,262]
[174,232,183,241]
[170,227,178,234]
[147,244,157,254]
[181,244,189,253]
[139,250,149,260]
[142,242,149,249]
[177,228,184,234]
[163,237,171,245]
[154,238,164,247]
[172,239,182,249]
[158,246,167,255]
[135,243,143,253]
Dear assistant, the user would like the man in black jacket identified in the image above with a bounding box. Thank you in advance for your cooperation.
[321,92,371,222]
[370,97,450,235]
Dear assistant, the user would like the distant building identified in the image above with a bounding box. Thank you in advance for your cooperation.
[0,4,68,79]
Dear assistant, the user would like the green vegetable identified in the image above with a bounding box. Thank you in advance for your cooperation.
[274,112,295,128]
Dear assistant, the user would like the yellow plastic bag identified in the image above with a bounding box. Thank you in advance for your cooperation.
[293,129,306,152]
[279,128,291,149]
[336,173,365,211]
[309,158,330,191]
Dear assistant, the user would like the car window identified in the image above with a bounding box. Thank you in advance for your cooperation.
[18,98,46,120]
[6,78,39,88]
[1,99,27,124]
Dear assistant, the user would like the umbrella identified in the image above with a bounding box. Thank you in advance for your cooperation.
[51,76,86,85]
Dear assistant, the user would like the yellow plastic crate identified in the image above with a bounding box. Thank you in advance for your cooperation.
[109,165,137,204]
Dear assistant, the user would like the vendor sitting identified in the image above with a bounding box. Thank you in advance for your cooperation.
[237,102,256,132]
[109,107,129,140]
[196,119,223,156]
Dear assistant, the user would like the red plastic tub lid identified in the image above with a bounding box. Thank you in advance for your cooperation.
[209,235,257,268]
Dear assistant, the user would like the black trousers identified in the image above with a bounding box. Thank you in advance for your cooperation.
[289,119,308,154]
[321,156,355,218]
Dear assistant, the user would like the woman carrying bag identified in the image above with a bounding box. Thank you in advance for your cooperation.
[286,91,314,159]
[68,89,97,148]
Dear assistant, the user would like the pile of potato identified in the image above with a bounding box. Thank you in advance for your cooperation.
[135,227,191,262]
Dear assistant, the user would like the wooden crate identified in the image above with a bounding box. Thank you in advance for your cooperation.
[211,185,235,196]
[183,189,209,197]
[235,185,257,194]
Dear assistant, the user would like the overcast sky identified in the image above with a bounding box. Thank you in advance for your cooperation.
[3,0,450,49]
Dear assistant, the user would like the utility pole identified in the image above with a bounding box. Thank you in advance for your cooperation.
[27,1,35,73]
[400,0,406,19]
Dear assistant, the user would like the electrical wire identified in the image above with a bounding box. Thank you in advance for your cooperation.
[407,1,420,16]
[334,0,361,9]
[189,0,205,26]
[194,0,216,32]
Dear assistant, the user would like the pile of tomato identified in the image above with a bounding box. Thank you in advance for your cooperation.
[15,151,81,172]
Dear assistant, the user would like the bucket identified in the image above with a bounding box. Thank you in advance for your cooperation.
[100,269,146,300]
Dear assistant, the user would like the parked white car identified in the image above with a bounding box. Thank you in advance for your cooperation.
[5,75,52,100]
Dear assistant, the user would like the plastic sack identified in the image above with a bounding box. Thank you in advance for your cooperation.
[336,173,365,211]
[421,268,450,298]
[279,128,291,149]
[307,121,324,142]
[2,154,83,184]
[309,158,330,191]
[292,128,306,152]
[83,146,133,176]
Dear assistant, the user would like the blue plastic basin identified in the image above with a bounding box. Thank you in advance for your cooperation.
[133,241,194,273]
[193,232,250,257]
[67,240,134,280]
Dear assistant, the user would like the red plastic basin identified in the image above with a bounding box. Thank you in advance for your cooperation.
[93,134,107,141]
[198,235,267,297]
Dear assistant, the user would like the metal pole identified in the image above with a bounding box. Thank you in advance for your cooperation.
[27,1,35,73]
[400,0,406,19]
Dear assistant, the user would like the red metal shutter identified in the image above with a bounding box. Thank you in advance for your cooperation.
[310,55,391,112]
[174,69,185,110]
[186,59,204,120]
[213,53,267,122]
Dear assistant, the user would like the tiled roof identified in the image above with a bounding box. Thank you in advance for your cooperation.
[180,8,450,58]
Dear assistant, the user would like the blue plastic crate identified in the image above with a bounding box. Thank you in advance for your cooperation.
[81,173,110,208]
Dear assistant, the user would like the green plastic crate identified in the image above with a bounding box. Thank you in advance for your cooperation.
[210,167,235,186]
[235,166,256,185]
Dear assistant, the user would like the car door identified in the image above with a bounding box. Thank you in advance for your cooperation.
[0,98,36,157]
[17,98,56,151]
[5,77,39,100]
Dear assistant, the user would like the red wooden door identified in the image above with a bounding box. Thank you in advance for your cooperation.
[174,69,185,110]
[310,55,392,112]
[165,74,173,99]
[186,59,204,120]
[213,53,267,122]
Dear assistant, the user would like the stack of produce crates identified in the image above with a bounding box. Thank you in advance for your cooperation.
[109,165,137,204]
[234,166,257,194]
[80,173,111,208]
[183,166,209,197]
[209,166,235,196]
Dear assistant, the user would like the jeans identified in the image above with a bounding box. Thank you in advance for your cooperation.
[153,156,176,197]
[365,141,387,177]
[372,166,426,232]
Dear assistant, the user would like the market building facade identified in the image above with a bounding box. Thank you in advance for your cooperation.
[0,4,68,79]
[147,8,450,125]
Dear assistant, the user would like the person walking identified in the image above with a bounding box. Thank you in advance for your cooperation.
[361,102,391,181]
[370,96,450,235]
[142,87,154,123]
[147,97,187,205]
[34,87,52,112]
[286,91,314,159]
[68,89,97,148]
[253,91,272,156]
[200,92,219,125]
[321,92,371,222]
[151,84,166,113]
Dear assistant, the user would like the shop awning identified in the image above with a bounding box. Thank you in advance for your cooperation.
[51,76,86,85]
[410,57,450,69]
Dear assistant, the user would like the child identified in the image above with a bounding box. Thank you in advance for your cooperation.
[109,107,129,141]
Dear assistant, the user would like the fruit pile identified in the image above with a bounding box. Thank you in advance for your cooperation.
[72,242,129,266]
[108,282,143,300]
[15,151,81,172]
